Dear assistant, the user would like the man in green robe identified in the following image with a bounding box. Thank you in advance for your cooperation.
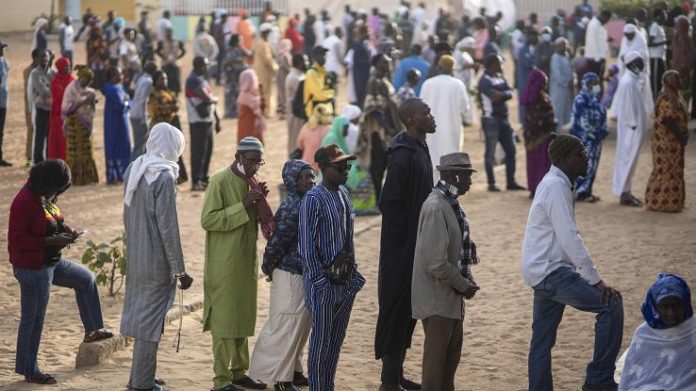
[202,136,270,391]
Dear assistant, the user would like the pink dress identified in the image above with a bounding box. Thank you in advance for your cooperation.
[297,124,330,172]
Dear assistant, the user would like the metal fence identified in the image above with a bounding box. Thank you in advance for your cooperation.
[160,0,289,16]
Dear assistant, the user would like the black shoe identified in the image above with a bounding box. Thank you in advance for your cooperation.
[507,183,527,191]
[0,159,12,167]
[274,382,301,391]
[212,384,243,391]
[292,372,308,387]
[128,379,166,390]
[488,184,501,192]
[233,376,267,390]
[400,377,421,390]
[191,181,206,191]
[582,382,618,391]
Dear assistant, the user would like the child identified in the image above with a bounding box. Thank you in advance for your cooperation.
[396,68,420,105]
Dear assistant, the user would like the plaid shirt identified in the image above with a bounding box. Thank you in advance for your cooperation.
[435,180,479,280]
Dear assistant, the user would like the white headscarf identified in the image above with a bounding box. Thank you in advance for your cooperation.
[32,18,48,51]
[341,105,362,153]
[622,49,643,65]
[124,122,185,206]
[342,104,362,121]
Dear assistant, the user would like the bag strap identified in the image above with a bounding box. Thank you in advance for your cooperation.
[339,191,352,252]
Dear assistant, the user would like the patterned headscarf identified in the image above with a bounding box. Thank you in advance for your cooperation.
[520,68,548,106]
[641,273,693,329]
[581,72,599,92]
[75,65,94,82]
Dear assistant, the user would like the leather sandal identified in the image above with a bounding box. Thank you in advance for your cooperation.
[25,372,57,384]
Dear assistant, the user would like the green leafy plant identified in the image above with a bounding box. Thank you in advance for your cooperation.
[81,234,127,296]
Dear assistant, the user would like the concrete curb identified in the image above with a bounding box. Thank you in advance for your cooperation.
[74,216,383,368]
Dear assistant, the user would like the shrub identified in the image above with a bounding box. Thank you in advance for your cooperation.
[81,234,127,296]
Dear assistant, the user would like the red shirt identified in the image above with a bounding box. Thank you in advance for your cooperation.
[7,183,49,269]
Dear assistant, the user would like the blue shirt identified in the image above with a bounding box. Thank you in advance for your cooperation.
[478,72,513,118]
[392,55,430,96]
[0,57,8,108]
[129,73,152,120]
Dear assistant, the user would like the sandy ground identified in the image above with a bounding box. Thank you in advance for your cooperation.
[0,31,695,390]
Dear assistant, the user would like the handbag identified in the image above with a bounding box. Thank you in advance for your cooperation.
[324,193,355,285]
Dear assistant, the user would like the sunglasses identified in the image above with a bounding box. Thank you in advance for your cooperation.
[328,163,352,173]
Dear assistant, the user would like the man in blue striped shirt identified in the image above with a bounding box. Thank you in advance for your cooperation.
[298,145,366,390]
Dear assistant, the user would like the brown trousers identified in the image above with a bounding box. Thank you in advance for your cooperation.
[421,315,463,391]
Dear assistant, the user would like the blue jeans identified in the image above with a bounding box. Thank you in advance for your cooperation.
[528,267,623,390]
[13,259,104,376]
[130,117,149,161]
[482,116,517,187]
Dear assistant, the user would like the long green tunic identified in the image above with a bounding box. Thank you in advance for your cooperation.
[202,167,259,338]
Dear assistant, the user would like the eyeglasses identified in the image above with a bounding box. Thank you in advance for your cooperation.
[328,163,351,173]
[242,157,265,167]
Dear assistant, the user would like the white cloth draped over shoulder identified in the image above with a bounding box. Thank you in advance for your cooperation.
[124,122,185,206]
[618,316,696,391]
[610,54,654,196]
[420,74,471,180]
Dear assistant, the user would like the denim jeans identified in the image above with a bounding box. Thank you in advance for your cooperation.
[528,267,623,391]
[482,116,517,187]
[13,259,104,376]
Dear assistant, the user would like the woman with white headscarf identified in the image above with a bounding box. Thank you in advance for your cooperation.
[618,24,649,78]
[611,50,654,207]
[32,18,49,51]
[121,122,193,391]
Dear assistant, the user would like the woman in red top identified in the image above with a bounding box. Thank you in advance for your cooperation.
[47,57,74,160]
[8,159,112,385]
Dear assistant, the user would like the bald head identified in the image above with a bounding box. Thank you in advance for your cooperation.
[398,98,436,137]
[398,98,425,124]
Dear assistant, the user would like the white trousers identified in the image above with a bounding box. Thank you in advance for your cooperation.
[249,269,311,383]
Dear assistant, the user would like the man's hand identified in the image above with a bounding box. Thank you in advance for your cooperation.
[258,181,269,196]
[595,280,621,304]
[461,283,480,300]
[45,233,76,247]
[214,119,222,134]
[242,190,264,208]
[178,273,193,290]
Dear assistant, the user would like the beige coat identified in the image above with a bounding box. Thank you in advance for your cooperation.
[412,189,472,320]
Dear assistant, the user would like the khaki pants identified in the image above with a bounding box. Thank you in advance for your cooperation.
[421,315,463,391]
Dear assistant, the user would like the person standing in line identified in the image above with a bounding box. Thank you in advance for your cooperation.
[249,159,315,391]
[121,123,193,391]
[375,98,435,391]
[521,69,556,198]
[647,9,668,101]
[58,17,75,64]
[478,54,525,192]
[23,49,41,167]
[570,73,608,203]
[156,10,173,42]
[296,103,333,173]
[304,46,335,119]
[156,27,186,96]
[32,18,48,51]
[29,49,54,165]
[412,152,480,391]
[85,17,108,89]
[223,34,250,119]
[148,70,189,184]
[74,8,94,42]
[0,40,10,167]
[351,26,372,108]
[61,66,99,186]
[275,39,293,118]
[237,69,267,144]
[420,55,471,181]
[130,62,157,160]
[549,38,574,132]
[47,57,74,161]
[185,57,220,191]
[285,53,308,157]
[253,24,279,117]
[101,66,132,184]
[584,10,612,94]
[645,70,689,213]
[392,44,430,96]
[515,28,538,126]
[610,51,654,207]
[298,145,366,391]
[202,137,271,391]
[522,133,623,391]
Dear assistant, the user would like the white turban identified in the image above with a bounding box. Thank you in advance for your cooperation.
[622,50,643,65]
[342,104,362,121]
[457,37,476,50]
[124,122,185,206]
[554,37,569,45]
[623,23,638,34]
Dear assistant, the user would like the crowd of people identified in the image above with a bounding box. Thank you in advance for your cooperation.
[4,1,695,391]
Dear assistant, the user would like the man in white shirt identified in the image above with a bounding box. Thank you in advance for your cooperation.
[584,10,612,93]
[521,134,623,391]
[647,9,667,100]
[321,27,344,76]
[157,10,173,42]
[410,2,427,45]
[58,17,75,64]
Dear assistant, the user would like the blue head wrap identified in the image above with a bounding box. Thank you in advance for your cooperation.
[581,72,599,92]
[114,17,125,29]
[641,273,693,329]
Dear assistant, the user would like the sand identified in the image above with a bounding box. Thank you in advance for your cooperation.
[0,31,694,390]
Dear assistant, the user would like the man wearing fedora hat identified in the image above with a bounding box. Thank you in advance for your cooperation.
[412,152,481,391]
[298,144,366,390]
